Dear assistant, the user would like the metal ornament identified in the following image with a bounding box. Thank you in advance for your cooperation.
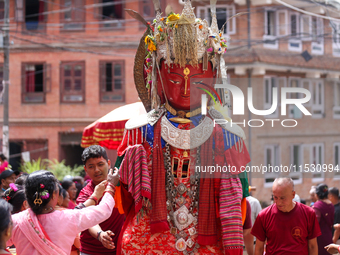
[164,143,201,253]
[188,227,197,236]
[186,238,195,248]
[175,238,187,252]
[161,116,214,150]
[173,205,195,231]
[176,196,186,207]
[177,183,187,195]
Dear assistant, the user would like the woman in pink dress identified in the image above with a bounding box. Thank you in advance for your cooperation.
[7,169,118,255]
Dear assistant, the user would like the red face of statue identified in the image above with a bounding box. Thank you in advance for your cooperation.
[158,61,216,110]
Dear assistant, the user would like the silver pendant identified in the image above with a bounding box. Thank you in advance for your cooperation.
[175,238,187,251]
[173,205,195,231]
[176,196,186,207]
[177,183,187,195]
[186,238,195,248]
[188,227,197,236]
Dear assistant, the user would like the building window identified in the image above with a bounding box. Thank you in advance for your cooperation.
[197,5,236,36]
[287,78,303,119]
[263,77,279,117]
[310,80,324,118]
[290,144,303,183]
[287,13,323,53]
[334,81,340,119]
[263,9,288,49]
[99,61,125,102]
[334,143,340,178]
[310,143,324,181]
[22,63,50,103]
[264,145,280,186]
[288,12,301,52]
[95,0,124,30]
[61,0,85,31]
[332,21,340,57]
[25,0,46,30]
[311,17,324,55]
[60,61,85,103]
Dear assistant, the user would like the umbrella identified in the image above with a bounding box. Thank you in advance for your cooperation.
[81,102,146,150]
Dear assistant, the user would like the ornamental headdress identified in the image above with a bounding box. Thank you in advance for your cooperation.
[127,0,230,112]
[2,183,18,202]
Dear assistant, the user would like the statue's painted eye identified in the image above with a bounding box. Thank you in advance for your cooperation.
[170,79,180,84]
[192,80,203,85]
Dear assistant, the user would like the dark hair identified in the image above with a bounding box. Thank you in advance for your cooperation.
[58,184,63,196]
[61,180,74,191]
[15,173,29,186]
[316,183,329,200]
[75,182,83,199]
[0,199,12,236]
[0,153,7,161]
[2,184,26,214]
[81,145,108,165]
[61,188,67,199]
[329,187,339,198]
[25,170,59,215]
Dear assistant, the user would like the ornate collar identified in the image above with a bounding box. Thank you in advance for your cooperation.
[160,115,214,150]
[165,102,202,118]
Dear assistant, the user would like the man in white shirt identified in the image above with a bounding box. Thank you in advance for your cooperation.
[245,195,262,255]
[247,195,262,227]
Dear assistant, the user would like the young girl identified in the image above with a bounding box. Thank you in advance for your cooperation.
[2,184,28,214]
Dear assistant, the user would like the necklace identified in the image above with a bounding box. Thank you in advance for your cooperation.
[160,115,214,150]
[165,102,202,119]
[164,143,201,254]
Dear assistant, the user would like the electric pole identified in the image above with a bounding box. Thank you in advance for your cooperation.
[2,0,10,159]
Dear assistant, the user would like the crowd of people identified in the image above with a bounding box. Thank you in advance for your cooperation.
[0,145,124,255]
[2,147,340,255]
[246,180,340,255]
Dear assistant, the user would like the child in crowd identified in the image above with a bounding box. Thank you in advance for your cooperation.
[2,183,28,214]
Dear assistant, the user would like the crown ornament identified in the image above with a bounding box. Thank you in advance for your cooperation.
[126,0,230,112]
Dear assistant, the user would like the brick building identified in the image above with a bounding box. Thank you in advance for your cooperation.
[192,0,340,204]
[0,0,160,168]
[0,0,339,203]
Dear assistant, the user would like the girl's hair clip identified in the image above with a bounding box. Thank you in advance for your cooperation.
[33,192,43,205]
[9,183,18,192]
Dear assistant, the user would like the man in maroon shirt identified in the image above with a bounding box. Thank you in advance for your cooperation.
[251,177,321,255]
[77,145,125,255]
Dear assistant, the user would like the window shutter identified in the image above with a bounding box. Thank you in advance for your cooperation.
[276,10,288,36]
[21,63,26,93]
[15,0,24,22]
[227,5,236,35]
[99,61,106,92]
[44,63,51,92]
[74,0,85,22]
[300,15,311,40]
